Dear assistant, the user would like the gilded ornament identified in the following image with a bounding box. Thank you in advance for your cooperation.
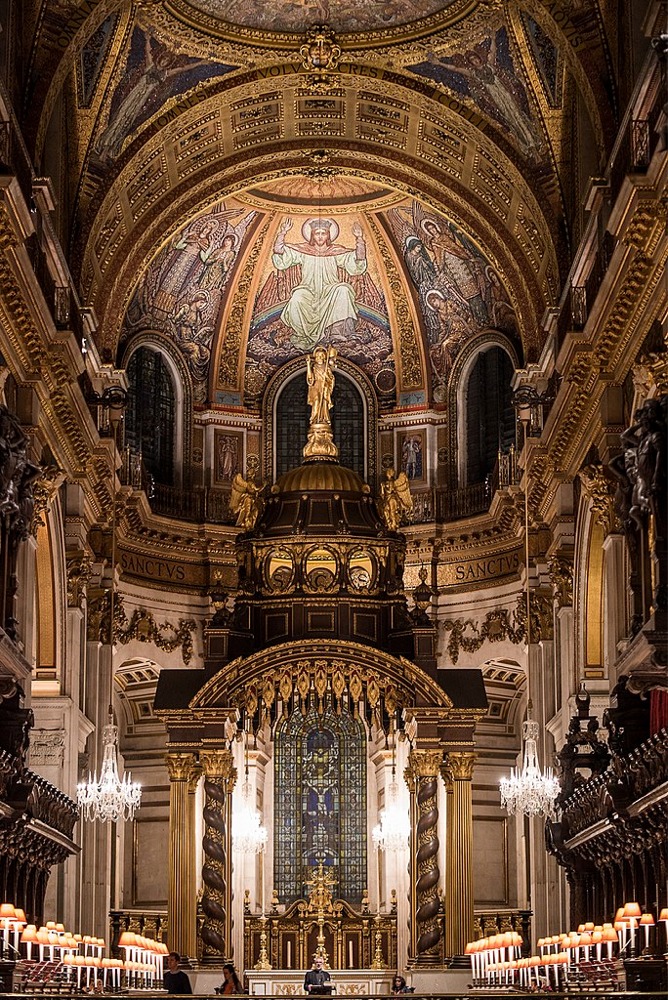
[548,555,573,607]
[200,748,236,783]
[229,470,265,531]
[579,462,618,536]
[446,751,476,781]
[303,346,339,461]
[378,468,413,531]
[408,748,444,777]
[165,752,198,782]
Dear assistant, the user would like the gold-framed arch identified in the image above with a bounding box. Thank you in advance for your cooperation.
[191,638,454,717]
[261,355,380,486]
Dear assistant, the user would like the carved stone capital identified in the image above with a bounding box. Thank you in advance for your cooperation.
[200,748,236,785]
[407,748,444,779]
[165,752,198,782]
[548,554,574,607]
[66,548,93,609]
[445,751,476,781]
[579,462,618,535]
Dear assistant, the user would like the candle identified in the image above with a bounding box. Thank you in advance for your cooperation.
[349,940,353,968]
[287,940,292,969]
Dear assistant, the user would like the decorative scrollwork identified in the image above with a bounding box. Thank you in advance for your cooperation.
[114,606,197,665]
[441,591,553,663]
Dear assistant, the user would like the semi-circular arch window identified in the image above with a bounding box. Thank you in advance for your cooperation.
[275,371,365,478]
[465,346,515,486]
[274,701,367,903]
[126,346,176,486]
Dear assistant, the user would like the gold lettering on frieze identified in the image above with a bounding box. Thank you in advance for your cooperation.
[120,550,190,583]
[438,547,521,587]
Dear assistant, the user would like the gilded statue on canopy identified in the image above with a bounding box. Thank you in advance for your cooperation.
[303,346,339,460]
[378,467,413,531]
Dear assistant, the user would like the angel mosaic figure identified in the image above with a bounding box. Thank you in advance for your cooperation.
[378,467,413,531]
[229,471,264,531]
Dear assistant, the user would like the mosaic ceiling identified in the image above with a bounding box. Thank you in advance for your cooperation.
[179,0,460,33]
[118,179,520,406]
[22,0,618,405]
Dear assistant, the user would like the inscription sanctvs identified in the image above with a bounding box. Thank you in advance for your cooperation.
[440,549,521,587]
[121,551,187,582]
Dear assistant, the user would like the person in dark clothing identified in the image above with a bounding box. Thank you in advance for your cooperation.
[304,956,332,994]
[164,952,192,994]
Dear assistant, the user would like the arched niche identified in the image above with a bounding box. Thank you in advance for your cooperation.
[120,333,192,488]
[263,357,378,487]
[451,332,520,491]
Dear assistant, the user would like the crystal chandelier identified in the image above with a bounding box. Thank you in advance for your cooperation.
[372,776,409,853]
[77,713,142,823]
[233,778,268,855]
[499,388,560,820]
[500,719,560,819]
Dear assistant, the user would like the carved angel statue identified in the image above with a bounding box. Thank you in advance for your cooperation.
[229,471,264,531]
[378,467,413,531]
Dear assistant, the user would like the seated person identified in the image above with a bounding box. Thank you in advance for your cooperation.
[164,952,192,995]
[391,975,414,994]
[216,963,244,994]
[304,955,333,995]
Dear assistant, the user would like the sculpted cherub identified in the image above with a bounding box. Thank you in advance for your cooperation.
[378,467,413,531]
[229,470,265,531]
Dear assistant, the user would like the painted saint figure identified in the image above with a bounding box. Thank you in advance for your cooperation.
[272,217,367,350]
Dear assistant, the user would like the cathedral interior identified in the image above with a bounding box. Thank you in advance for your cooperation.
[0,0,667,991]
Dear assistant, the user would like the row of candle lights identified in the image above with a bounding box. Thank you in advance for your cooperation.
[1,902,167,991]
[466,902,668,991]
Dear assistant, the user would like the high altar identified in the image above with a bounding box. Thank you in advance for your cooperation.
[155,353,487,970]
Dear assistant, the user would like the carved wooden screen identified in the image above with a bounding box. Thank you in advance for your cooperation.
[274,700,367,903]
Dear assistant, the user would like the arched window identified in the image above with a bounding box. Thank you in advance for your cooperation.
[275,371,365,478]
[465,347,515,485]
[126,347,175,485]
[274,701,367,903]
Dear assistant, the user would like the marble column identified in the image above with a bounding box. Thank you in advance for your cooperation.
[407,748,443,965]
[200,748,236,963]
[166,752,199,957]
[443,751,475,958]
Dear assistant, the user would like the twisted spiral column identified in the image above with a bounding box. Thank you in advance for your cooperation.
[200,749,236,962]
[407,749,444,964]
[443,751,475,958]
[166,753,198,957]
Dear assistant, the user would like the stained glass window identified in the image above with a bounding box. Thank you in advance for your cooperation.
[274,700,367,903]
[126,347,175,485]
[275,372,365,478]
